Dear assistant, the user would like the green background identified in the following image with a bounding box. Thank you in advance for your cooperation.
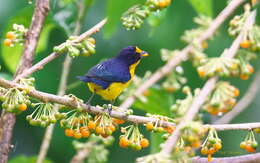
[0,0,260,162]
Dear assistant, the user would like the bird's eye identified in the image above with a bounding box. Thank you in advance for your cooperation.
[135,47,142,53]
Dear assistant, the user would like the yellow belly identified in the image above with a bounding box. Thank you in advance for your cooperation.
[88,81,131,101]
[87,60,140,101]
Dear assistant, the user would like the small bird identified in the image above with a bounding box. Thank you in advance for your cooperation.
[77,46,149,108]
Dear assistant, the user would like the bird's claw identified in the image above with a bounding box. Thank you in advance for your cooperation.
[107,104,112,116]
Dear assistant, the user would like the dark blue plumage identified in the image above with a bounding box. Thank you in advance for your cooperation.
[77,46,148,90]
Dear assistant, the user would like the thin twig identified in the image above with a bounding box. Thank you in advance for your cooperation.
[215,71,260,124]
[0,1,50,162]
[14,18,107,81]
[36,1,87,162]
[119,0,246,112]
[192,152,260,163]
[160,9,257,155]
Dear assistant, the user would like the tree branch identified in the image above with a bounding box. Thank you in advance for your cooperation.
[192,152,260,163]
[214,71,260,124]
[14,18,107,81]
[119,0,246,112]
[0,1,50,162]
[160,9,257,155]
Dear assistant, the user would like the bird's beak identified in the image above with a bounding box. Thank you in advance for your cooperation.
[140,51,149,57]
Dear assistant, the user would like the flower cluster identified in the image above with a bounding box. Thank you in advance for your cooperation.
[170,87,201,122]
[201,128,222,162]
[3,24,28,47]
[119,125,149,150]
[145,113,175,135]
[0,87,30,113]
[237,49,256,80]
[197,56,239,78]
[203,82,239,115]
[53,36,96,57]
[179,121,207,152]
[26,103,60,127]
[240,130,258,153]
[229,4,260,51]
[121,0,171,30]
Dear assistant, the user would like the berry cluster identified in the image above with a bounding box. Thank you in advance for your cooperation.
[53,36,96,57]
[145,114,175,135]
[237,49,256,80]
[170,87,201,122]
[3,24,28,47]
[203,82,239,115]
[240,130,258,153]
[201,128,222,162]
[26,103,60,127]
[0,87,30,113]
[197,57,239,78]
[180,122,207,152]
[119,125,149,150]
[60,110,93,139]
[121,0,171,30]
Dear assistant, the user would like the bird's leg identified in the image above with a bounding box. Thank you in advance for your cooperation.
[108,100,115,115]
[86,92,95,109]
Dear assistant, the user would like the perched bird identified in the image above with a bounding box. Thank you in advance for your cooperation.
[77,46,149,106]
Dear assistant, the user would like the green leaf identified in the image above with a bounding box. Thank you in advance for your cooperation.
[0,73,12,80]
[133,86,174,115]
[150,133,165,153]
[9,155,52,163]
[1,7,33,73]
[188,0,213,16]
[104,0,145,38]
[36,23,55,53]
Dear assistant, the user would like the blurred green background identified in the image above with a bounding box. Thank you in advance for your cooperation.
[0,0,260,162]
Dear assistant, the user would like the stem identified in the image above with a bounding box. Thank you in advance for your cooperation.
[160,9,257,155]
[119,0,247,112]
[36,1,87,162]
[0,0,50,162]
[14,18,107,81]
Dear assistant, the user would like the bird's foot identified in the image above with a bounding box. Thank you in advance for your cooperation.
[85,102,92,111]
[107,104,112,116]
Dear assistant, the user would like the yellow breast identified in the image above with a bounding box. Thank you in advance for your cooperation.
[87,61,140,101]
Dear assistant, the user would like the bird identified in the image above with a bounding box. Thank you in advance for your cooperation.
[77,46,149,110]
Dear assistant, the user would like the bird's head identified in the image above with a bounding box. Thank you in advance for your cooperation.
[116,46,149,66]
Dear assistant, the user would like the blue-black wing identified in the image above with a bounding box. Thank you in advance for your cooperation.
[87,59,131,82]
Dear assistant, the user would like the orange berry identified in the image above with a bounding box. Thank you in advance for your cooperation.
[208,147,216,154]
[65,129,74,137]
[108,125,116,132]
[198,68,206,78]
[240,74,249,80]
[145,122,154,131]
[81,129,90,138]
[87,121,96,130]
[213,143,222,150]
[140,138,149,148]
[207,154,212,162]
[233,88,240,97]
[240,40,251,48]
[191,141,201,148]
[201,147,208,155]
[6,32,16,40]
[73,131,82,139]
[158,1,167,8]
[245,145,256,153]
[165,87,175,92]
[165,0,171,5]
[142,90,150,96]
[112,118,125,125]
[95,126,103,135]
[246,64,254,74]
[164,125,175,134]
[119,137,129,148]
[18,103,27,111]
[4,39,12,46]
[80,126,88,132]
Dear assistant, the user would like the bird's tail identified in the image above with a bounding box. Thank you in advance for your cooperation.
[77,76,92,82]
